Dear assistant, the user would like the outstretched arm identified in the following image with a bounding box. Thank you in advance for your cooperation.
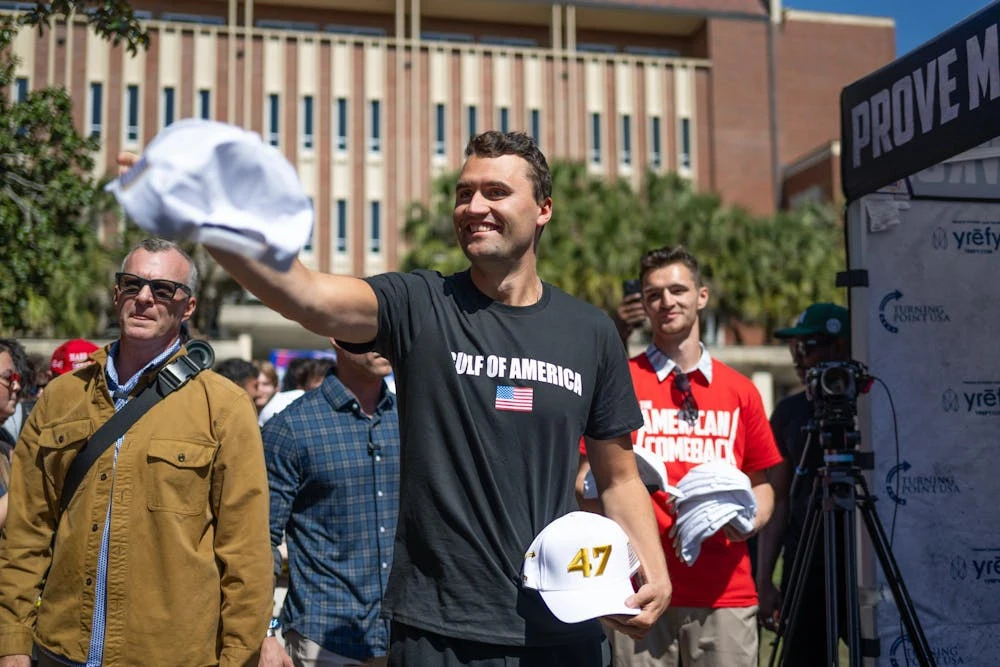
[207,247,378,343]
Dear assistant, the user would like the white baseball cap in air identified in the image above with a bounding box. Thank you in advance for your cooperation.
[106,118,314,272]
[522,511,641,624]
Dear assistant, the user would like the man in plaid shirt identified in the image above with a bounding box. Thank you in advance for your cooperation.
[259,342,399,667]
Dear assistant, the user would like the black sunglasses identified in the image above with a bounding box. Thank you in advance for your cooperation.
[115,272,192,301]
[673,371,699,426]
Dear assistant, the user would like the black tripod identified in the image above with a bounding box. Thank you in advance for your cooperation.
[768,420,936,667]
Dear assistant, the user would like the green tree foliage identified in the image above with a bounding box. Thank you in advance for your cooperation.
[11,2,148,55]
[0,3,147,336]
[402,164,845,340]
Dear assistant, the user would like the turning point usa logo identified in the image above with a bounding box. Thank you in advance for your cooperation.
[878,289,950,334]
[943,381,1000,416]
[890,635,966,666]
[884,460,961,506]
[931,221,1000,254]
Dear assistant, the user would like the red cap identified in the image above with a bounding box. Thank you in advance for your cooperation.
[50,339,99,376]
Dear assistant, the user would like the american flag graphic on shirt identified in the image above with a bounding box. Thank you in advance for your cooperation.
[495,385,533,412]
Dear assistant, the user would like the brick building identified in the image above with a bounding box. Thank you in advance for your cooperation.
[5,0,894,267]
[4,0,893,354]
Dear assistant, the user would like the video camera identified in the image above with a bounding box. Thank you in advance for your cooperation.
[805,360,871,433]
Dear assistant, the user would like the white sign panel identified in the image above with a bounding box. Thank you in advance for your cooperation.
[850,174,1000,665]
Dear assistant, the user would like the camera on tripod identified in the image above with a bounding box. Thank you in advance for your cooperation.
[805,361,871,444]
[774,357,936,667]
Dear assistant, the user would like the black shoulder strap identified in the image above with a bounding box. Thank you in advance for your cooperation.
[58,342,215,514]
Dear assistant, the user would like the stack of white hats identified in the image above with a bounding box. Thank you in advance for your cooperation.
[669,460,757,565]
[106,119,314,272]
[581,446,684,501]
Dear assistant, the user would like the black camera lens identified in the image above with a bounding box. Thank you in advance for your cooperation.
[821,366,854,397]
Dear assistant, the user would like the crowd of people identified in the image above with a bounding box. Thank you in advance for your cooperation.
[0,129,849,667]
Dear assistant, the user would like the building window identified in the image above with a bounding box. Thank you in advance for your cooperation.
[88,82,103,138]
[435,103,446,156]
[621,114,632,166]
[335,97,347,151]
[370,200,381,253]
[499,106,509,134]
[421,30,473,43]
[160,12,224,25]
[326,24,386,37]
[679,117,691,170]
[198,89,211,120]
[466,105,477,139]
[267,94,280,147]
[256,19,319,31]
[162,87,175,127]
[125,84,140,143]
[650,116,662,169]
[530,109,540,145]
[590,112,601,165]
[578,42,616,54]
[481,36,537,48]
[14,77,28,102]
[302,95,314,151]
[368,99,381,153]
[336,199,347,253]
[304,197,314,252]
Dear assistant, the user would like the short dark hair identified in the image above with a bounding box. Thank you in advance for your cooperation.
[0,338,29,380]
[639,245,703,287]
[214,358,258,386]
[464,131,552,204]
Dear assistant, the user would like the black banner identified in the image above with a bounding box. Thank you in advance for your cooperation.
[841,1,1000,201]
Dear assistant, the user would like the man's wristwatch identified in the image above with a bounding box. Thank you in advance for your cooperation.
[266,617,281,638]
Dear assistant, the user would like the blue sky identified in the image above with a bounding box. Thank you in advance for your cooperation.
[785,0,993,55]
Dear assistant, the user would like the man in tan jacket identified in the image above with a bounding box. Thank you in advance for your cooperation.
[0,238,272,666]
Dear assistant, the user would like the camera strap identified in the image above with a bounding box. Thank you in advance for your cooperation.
[58,342,215,515]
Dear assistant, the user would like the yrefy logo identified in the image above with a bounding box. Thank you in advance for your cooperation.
[941,220,1000,254]
[945,382,1000,416]
[950,550,1000,584]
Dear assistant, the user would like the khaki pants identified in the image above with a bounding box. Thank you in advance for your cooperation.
[285,630,388,667]
[611,606,758,667]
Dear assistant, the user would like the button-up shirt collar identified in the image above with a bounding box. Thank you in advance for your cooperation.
[644,342,714,385]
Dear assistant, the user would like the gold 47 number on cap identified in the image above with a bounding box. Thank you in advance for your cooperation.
[567,545,613,577]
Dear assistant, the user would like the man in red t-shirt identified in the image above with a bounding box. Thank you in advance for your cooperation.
[578,245,781,667]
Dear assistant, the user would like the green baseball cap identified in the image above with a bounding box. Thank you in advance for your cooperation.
[774,303,848,340]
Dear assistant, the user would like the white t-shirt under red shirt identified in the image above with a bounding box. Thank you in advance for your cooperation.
[630,345,781,608]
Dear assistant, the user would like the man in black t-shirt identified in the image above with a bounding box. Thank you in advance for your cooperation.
[152,131,671,666]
